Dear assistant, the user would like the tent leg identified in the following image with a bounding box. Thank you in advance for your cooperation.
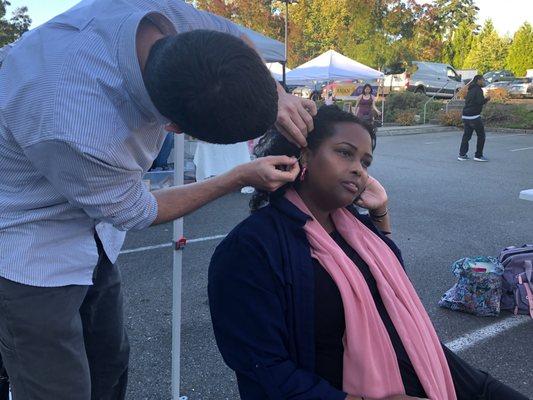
[172,133,187,400]
[282,61,286,87]
[380,81,385,126]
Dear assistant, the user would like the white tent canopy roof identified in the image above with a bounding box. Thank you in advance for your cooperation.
[238,26,285,63]
[266,62,291,81]
[286,50,383,84]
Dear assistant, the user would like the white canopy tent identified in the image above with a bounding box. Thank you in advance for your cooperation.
[171,25,286,400]
[266,62,291,81]
[286,49,383,84]
[286,50,385,123]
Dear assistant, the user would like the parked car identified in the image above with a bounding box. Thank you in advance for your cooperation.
[321,80,380,101]
[507,77,533,98]
[383,61,463,98]
[483,70,515,84]
[291,83,325,100]
[482,81,512,96]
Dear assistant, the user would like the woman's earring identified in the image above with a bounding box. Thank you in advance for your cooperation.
[300,166,307,181]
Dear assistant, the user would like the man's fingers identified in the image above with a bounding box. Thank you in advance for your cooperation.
[264,155,298,167]
[275,116,307,148]
[297,103,314,133]
[301,98,317,116]
[270,164,300,184]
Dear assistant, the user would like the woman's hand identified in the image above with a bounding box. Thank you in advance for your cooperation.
[354,176,388,212]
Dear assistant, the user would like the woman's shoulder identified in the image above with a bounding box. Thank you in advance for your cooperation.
[214,204,288,257]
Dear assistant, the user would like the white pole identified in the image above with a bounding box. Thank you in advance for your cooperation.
[284,1,288,62]
[380,79,384,125]
[172,133,187,400]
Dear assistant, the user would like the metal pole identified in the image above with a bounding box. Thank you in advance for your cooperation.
[284,1,288,63]
[172,133,187,400]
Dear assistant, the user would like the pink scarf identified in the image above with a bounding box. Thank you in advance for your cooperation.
[285,189,456,400]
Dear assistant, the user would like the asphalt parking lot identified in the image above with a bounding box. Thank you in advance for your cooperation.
[120,129,533,399]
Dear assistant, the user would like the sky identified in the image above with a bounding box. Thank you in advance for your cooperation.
[6,0,533,36]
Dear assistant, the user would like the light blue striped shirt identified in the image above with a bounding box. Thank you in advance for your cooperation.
[0,0,240,287]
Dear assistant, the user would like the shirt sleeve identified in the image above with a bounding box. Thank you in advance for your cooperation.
[208,229,347,400]
[165,1,242,37]
[23,139,158,231]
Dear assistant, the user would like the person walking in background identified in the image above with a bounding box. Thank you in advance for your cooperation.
[353,83,381,126]
[458,75,490,162]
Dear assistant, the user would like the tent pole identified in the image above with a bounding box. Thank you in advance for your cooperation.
[172,133,187,400]
[282,61,287,87]
[380,79,384,126]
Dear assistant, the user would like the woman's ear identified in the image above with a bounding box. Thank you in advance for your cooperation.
[299,148,310,166]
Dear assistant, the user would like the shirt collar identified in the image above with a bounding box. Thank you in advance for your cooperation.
[117,11,176,125]
[270,194,312,227]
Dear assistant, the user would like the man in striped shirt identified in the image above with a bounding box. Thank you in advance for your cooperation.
[0,1,316,398]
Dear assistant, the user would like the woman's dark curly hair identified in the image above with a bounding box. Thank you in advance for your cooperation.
[250,104,376,211]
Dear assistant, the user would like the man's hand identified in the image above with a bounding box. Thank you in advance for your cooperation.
[235,156,300,191]
[275,84,317,148]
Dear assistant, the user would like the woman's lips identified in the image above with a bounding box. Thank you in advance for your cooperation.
[341,181,359,194]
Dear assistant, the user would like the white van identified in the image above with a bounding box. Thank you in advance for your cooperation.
[383,61,464,98]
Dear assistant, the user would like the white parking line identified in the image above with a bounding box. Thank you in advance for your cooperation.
[488,134,527,139]
[444,316,530,353]
[119,234,227,255]
[120,237,530,353]
[510,146,533,152]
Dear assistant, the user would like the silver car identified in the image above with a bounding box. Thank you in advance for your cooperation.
[482,81,512,96]
[383,61,464,98]
[508,78,533,98]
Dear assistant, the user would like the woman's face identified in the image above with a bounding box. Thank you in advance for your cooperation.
[301,122,373,211]
[364,85,371,95]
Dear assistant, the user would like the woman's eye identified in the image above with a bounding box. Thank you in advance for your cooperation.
[362,159,372,169]
[337,149,352,158]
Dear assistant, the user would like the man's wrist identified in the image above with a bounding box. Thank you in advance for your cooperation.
[224,164,246,191]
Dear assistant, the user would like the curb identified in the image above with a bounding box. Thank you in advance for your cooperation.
[377,125,533,136]
[486,127,533,135]
[376,125,459,136]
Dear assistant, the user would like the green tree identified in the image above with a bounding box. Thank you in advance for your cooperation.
[0,0,31,47]
[195,0,284,41]
[464,20,510,73]
[506,22,533,76]
[443,20,476,68]
[433,0,478,40]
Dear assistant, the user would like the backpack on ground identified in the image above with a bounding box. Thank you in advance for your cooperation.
[499,244,533,318]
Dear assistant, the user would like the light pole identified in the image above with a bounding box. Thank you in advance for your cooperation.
[282,0,297,85]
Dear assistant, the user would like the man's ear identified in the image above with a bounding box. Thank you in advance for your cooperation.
[165,123,183,134]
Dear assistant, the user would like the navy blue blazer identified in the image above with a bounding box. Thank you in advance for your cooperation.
[208,195,404,400]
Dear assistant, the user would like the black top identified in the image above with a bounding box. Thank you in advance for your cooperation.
[313,230,427,397]
[462,84,489,117]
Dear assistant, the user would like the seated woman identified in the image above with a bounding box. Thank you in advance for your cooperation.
[208,105,527,400]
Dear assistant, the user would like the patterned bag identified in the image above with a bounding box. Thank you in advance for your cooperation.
[439,256,504,317]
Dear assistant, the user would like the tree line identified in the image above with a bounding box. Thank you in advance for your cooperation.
[2,0,531,76]
[194,0,533,76]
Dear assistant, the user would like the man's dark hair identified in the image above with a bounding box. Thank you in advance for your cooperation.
[144,30,278,144]
[469,74,484,87]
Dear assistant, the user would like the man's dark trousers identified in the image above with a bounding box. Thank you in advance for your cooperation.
[460,117,486,158]
[0,236,129,400]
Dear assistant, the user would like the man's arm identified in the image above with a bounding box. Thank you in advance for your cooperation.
[151,155,299,225]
